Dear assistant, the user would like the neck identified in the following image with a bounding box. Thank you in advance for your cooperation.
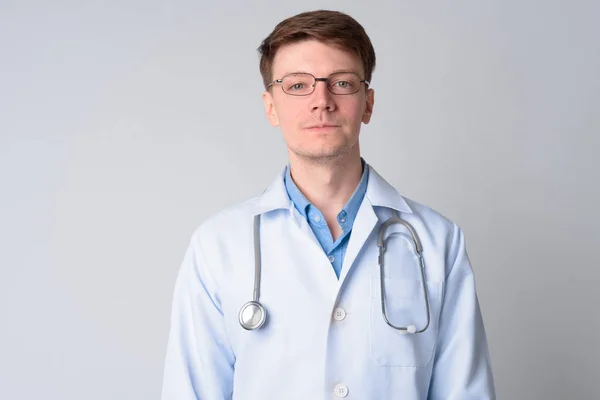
[287,146,363,215]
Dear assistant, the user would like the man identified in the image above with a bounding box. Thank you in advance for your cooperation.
[162,9,495,400]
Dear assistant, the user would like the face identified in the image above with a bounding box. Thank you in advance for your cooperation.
[262,40,374,162]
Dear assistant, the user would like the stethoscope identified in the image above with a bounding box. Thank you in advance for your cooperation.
[238,210,431,334]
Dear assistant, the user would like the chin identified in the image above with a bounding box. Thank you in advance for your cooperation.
[290,144,355,160]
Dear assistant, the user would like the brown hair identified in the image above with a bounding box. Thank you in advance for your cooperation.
[257,10,376,90]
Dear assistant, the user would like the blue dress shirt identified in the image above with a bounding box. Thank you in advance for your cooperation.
[284,159,369,279]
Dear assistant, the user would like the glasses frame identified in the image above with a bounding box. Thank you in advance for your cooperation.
[267,71,370,96]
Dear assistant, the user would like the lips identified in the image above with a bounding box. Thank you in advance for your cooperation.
[305,124,340,129]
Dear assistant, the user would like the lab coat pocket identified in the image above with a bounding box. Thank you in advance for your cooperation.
[369,277,442,367]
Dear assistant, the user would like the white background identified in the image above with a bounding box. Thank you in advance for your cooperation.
[1,0,599,398]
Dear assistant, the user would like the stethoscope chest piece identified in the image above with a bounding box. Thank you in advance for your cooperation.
[238,300,266,330]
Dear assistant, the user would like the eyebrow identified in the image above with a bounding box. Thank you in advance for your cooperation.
[280,69,360,77]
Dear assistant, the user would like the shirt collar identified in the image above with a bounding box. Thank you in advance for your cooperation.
[253,160,413,216]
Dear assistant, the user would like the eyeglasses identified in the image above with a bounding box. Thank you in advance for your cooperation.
[267,72,370,96]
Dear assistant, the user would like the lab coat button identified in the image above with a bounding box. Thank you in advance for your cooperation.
[333,308,346,321]
[334,384,349,397]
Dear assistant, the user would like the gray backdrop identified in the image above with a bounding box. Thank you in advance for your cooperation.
[1,0,598,399]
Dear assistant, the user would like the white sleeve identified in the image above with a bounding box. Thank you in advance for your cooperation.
[161,229,235,400]
[428,224,496,399]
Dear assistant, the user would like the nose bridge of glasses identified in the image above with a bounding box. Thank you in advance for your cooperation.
[313,77,336,95]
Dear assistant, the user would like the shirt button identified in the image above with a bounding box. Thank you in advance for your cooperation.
[314,215,321,222]
[334,384,349,397]
[333,308,346,321]
[328,255,335,262]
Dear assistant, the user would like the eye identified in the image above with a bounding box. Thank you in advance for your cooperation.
[290,83,305,91]
[333,80,352,88]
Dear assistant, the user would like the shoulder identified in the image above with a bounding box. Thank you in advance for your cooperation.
[189,196,262,247]
[398,195,466,277]
[402,195,459,235]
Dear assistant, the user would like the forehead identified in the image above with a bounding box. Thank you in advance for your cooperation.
[272,39,364,78]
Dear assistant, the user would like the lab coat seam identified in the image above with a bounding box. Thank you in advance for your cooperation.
[444,223,465,282]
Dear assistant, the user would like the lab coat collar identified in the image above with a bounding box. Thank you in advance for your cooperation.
[364,166,413,214]
[253,162,413,216]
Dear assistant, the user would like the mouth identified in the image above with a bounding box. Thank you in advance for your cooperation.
[305,124,340,131]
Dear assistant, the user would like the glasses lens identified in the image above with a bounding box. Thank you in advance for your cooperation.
[328,72,361,95]
[281,73,315,95]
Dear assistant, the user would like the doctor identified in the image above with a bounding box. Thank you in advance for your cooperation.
[162,9,496,400]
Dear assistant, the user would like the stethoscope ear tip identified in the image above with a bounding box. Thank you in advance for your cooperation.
[399,325,417,334]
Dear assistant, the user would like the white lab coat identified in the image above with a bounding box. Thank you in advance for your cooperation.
[162,163,496,400]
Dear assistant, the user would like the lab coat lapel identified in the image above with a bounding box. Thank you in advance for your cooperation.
[253,168,290,216]
[292,204,341,286]
[338,165,414,284]
[254,166,340,287]
[290,204,327,258]
[338,196,378,284]
[253,164,414,287]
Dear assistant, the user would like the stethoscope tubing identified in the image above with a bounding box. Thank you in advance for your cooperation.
[240,210,431,333]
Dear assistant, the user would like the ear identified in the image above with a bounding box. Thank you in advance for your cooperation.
[361,88,375,124]
[262,91,280,127]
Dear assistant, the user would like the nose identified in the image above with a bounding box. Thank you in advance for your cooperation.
[309,80,336,112]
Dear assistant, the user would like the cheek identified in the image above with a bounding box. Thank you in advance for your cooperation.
[339,100,366,123]
[278,105,305,129]
[274,97,297,120]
